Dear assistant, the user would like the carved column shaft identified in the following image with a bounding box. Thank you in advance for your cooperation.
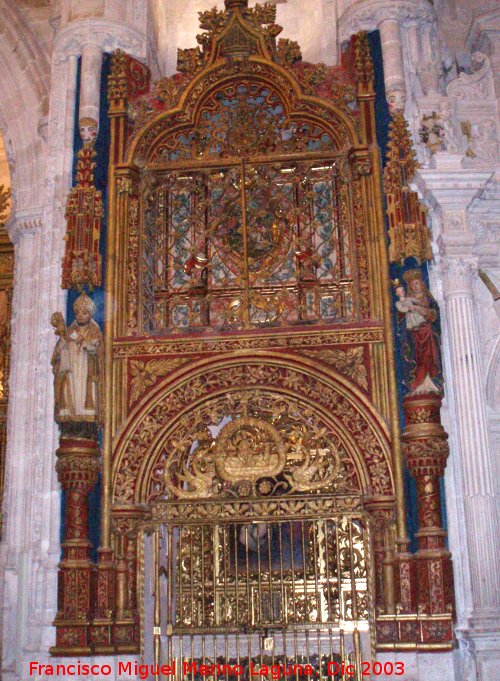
[79,43,103,125]
[378,19,405,105]
[443,257,500,619]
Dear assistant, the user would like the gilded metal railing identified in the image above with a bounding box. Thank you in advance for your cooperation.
[143,496,374,681]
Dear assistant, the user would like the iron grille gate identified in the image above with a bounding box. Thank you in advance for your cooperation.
[143,496,374,681]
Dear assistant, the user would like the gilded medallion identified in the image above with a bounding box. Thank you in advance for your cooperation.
[214,417,287,483]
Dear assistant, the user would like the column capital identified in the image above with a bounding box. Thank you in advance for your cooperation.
[6,208,44,245]
[339,0,434,42]
[438,255,479,298]
[54,18,147,64]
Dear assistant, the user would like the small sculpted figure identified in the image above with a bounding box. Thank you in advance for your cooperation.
[394,283,427,329]
[51,294,103,425]
[395,271,443,395]
[387,87,406,115]
[78,117,98,147]
[439,99,459,152]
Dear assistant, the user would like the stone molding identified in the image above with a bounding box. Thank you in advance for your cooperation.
[338,0,434,42]
[446,53,495,102]
[54,17,148,64]
[5,209,43,245]
[413,167,493,215]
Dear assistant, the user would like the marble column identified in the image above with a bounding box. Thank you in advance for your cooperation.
[414,164,500,681]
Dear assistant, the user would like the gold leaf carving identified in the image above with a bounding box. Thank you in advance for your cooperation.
[129,358,189,404]
[276,38,302,67]
[308,347,368,391]
[0,185,11,225]
[177,47,204,75]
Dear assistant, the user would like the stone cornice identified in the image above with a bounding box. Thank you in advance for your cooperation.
[338,0,434,42]
[470,176,500,220]
[54,18,147,64]
[413,166,493,213]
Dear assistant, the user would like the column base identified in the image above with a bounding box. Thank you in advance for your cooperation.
[376,613,454,650]
[456,622,500,681]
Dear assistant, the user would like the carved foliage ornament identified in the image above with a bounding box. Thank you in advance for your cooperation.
[177,1,282,77]
[129,358,190,405]
[127,2,362,139]
[113,363,393,504]
[307,347,368,392]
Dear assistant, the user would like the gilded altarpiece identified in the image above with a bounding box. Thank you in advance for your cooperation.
[52,0,454,660]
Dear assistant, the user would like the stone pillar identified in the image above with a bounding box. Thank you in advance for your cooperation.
[1,3,152,676]
[441,255,500,669]
[338,0,436,111]
[79,43,103,126]
[378,18,406,113]
[415,164,500,680]
[0,47,78,680]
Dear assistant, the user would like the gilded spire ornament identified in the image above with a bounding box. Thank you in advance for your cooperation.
[385,112,432,264]
[61,121,103,291]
